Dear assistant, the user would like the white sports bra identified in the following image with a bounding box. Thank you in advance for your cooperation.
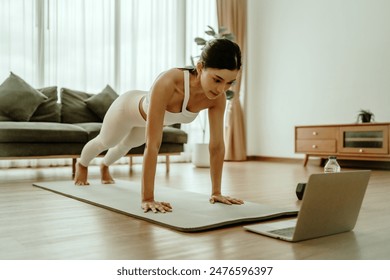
[142,70,199,125]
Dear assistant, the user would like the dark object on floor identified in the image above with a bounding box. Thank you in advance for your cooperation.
[296,182,306,200]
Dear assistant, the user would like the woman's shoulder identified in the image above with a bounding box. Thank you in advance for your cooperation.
[150,68,183,94]
[161,68,184,77]
[155,68,184,85]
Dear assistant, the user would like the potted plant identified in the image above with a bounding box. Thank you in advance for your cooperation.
[190,26,235,66]
[191,26,235,168]
[357,109,375,123]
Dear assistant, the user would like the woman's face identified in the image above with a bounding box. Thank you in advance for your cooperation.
[198,66,239,100]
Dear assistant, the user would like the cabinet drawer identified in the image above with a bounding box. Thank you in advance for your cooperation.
[296,127,337,139]
[296,140,336,153]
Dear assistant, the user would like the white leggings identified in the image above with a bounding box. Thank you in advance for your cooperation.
[78,90,147,167]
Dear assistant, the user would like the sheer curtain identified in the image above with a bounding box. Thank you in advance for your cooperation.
[43,0,116,91]
[0,0,38,82]
[182,0,218,161]
[43,0,184,92]
[0,0,217,168]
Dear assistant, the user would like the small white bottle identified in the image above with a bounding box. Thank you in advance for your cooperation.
[324,156,341,173]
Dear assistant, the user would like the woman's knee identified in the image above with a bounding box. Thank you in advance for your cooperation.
[122,127,146,148]
[92,135,117,151]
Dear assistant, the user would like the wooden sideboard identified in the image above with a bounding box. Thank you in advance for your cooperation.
[295,123,390,166]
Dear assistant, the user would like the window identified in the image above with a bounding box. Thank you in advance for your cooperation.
[1,0,217,92]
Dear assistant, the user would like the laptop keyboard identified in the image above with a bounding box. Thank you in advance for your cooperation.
[268,227,295,237]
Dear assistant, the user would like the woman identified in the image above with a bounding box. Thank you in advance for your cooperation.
[75,38,244,213]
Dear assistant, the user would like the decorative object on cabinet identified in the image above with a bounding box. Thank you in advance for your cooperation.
[357,109,375,123]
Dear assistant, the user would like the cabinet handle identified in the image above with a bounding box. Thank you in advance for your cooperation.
[359,149,364,153]
[312,145,317,149]
[312,131,318,136]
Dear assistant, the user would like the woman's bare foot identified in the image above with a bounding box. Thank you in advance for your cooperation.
[74,162,90,186]
[100,163,115,184]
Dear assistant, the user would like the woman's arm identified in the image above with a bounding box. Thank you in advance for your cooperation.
[208,96,226,197]
[208,96,244,205]
[141,69,178,213]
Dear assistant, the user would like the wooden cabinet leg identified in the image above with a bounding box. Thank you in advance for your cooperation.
[129,156,133,171]
[72,158,77,179]
[166,155,170,173]
[303,155,309,166]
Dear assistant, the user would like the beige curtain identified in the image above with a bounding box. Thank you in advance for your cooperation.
[217,0,247,161]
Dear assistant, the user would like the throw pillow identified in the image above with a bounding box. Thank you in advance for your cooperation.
[60,88,101,123]
[85,85,118,121]
[0,72,48,121]
[30,86,61,122]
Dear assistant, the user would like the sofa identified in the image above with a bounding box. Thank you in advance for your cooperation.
[0,72,188,177]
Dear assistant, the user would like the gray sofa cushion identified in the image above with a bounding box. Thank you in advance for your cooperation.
[161,126,188,144]
[30,86,61,122]
[85,85,118,121]
[0,72,47,121]
[60,88,100,123]
[0,122,89,143]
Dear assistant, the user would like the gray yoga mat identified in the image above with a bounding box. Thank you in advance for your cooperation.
[33,180,298,232]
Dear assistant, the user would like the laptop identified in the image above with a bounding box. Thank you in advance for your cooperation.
[244,170,371,242]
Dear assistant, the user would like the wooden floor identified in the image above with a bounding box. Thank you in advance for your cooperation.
[1,160,390,260]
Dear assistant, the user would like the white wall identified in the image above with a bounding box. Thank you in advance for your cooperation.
[246,0,390,158]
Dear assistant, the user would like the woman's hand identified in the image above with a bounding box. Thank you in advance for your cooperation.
[209,195,244,205]
[142,200,172,213]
